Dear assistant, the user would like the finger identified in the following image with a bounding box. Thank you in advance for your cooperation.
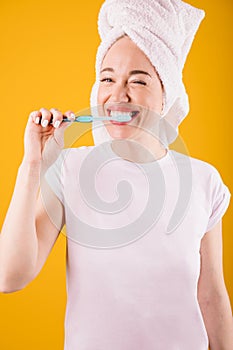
[52,110,75,148]
[50,108,63,129]
[29,110,42,125]
[63,110,76,120]
[40,107,52,128]
[59,110,76,130]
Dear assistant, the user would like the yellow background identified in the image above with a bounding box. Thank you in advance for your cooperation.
[0,0,232,349]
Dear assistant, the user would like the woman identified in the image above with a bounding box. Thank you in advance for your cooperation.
[0,0,232,349]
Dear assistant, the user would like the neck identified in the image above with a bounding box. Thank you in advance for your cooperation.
[111,135,167,163]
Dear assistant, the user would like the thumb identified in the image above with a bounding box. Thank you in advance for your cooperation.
[53,112,75,147]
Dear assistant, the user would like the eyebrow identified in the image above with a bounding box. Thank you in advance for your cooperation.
[100,67,151,77]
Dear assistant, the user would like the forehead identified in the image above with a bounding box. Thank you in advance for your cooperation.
[101,36,156,75]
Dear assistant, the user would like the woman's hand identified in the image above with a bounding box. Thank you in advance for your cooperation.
[23,107,75,170]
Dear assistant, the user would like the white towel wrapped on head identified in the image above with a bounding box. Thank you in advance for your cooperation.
[90,0,205,146]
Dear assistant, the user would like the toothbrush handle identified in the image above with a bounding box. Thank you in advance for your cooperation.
[76,116,110,122]
[75,116,94,122]
[48,116,74,124]
[48,115,110,124]
[63,115,111,123]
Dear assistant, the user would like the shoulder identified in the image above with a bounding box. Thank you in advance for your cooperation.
[169,150,231,212]
[60,145,94,157]
[59,145,95,162]
[169,149,225,181]
[55,146,102,175]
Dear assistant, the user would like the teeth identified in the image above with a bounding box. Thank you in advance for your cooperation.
[110,111,132,117]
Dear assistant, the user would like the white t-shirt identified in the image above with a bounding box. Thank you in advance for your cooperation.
[45,142,231,350]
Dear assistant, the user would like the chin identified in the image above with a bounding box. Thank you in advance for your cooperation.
[105,125,136,139]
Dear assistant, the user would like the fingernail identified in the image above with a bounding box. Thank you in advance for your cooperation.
[54,120,61,128]
[70,113,76,120]
[42,120,49,127]
[35,117,40,124]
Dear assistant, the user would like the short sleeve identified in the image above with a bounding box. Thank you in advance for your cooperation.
[205,167,231,232]
[44,149,68,204]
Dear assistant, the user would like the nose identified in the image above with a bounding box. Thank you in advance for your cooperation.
[109,83,130,103]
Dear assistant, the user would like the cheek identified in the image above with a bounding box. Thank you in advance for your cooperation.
[97,85,109,105]
[96,87,107,115]
[145,90,163,113]
[97,88,101,105]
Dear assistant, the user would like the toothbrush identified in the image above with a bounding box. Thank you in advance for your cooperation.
[48,114,132,124]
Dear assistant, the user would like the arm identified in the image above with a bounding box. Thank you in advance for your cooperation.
[0,108,73,293]
[197,219,233,350]
[0,164,63,292]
